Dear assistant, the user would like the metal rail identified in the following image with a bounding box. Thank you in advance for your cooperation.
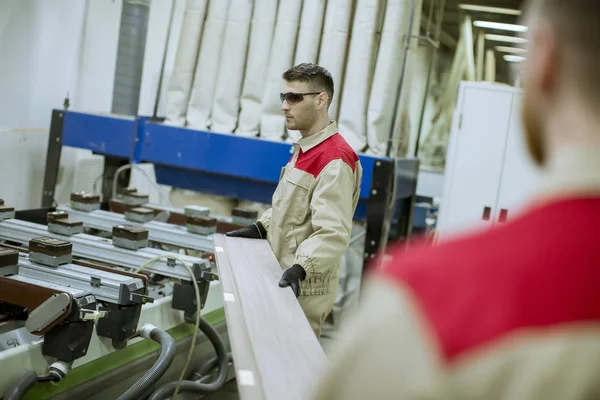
[0,218,209,282]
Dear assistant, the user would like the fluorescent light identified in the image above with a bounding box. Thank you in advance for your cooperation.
[459,4,521,15]
[473,21,527,32]
[485,34,527,44]
[495,46,526,54]
[503,55,525,62]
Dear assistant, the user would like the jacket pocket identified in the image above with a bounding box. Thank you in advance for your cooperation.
[276,168,312,224]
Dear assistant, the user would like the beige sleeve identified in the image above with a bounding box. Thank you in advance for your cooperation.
[310,278,445,400]
[294,159,355,275]
[257,208,272,233]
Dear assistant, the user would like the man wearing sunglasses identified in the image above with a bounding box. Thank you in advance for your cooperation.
[227,63,362,338]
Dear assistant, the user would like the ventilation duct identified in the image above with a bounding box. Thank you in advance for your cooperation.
[111,0,151,115]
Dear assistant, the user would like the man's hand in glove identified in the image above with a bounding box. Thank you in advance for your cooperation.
[225,222,267,239]
[278,265,306,298]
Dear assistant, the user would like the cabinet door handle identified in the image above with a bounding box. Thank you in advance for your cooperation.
[482,206,491,221]
[498,209,508,223]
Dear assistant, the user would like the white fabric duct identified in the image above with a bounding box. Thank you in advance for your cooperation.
[406,45,432,158]
[317,0,354,121]
[337,0,382,152]
[259,0,303,141]
[164,0,208,126]
[235,0,279,137]
[211,0,253,133]
[186,0,230,130]
[294,0,326,64]
[285,0,326,142]
[137,0,187,117]
[393,0,423,157]
[366,0,416,157]
[385,0,423,157]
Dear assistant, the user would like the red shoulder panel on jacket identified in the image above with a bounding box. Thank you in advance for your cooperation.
[378,198,600,363]
[295,133,359,178]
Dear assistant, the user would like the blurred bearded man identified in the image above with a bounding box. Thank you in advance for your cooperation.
[311,1,600,399]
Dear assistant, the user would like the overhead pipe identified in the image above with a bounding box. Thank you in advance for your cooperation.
[414,0,447,158]
[485,49,496,82]
[416,33,466,160]
[111,0,151,116]
[476,31,485,81]
[462,15,476,81]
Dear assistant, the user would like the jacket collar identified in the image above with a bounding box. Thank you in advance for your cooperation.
[295,121,338,153]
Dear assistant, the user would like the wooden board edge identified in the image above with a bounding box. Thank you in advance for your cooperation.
[213,235,267,400]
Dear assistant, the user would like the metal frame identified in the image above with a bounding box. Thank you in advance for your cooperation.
[0,218,206,282]
[42,109,419,271]
[57,205,215,252]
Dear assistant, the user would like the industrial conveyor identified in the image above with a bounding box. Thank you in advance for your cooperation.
[40,109,420,269]
[0,235,152,349]
[0,201,228,399]
[0,217,207,282]
[57,205,215,252]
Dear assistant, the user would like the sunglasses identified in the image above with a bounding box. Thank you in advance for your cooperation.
[279,92,321,104]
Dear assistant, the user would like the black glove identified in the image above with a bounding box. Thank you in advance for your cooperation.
[278,264,306,298]
[225,222,267,239]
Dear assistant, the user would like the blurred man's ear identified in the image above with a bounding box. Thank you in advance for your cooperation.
[530,22,558,97]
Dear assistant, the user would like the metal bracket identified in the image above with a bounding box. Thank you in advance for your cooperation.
[171,263,217,314]
[90,276,101,288]
[96,302,143,347]
[363,160,394,265]
[42,110,66,208]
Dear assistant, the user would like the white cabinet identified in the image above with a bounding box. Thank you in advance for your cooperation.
[437,82,541,240]
[494,95,542,222]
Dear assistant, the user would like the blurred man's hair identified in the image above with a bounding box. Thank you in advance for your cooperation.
[282,63,334,106]
[534,0,600,103]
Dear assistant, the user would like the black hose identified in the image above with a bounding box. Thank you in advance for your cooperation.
[147,317,228,400]
[191,352,232,380]
[117,327,176,400]
[4,371,38,400]
[36,375,60,383]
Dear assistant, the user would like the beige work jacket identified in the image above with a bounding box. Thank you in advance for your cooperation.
[258,121,362,296]
[311,145,600,399]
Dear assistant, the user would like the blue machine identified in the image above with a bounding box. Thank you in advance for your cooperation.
[41,109,419,267]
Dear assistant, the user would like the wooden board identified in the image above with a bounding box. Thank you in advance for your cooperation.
[213,235,328,400]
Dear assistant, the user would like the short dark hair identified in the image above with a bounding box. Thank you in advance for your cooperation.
[282,63,334,106]
[532,0,600,104]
